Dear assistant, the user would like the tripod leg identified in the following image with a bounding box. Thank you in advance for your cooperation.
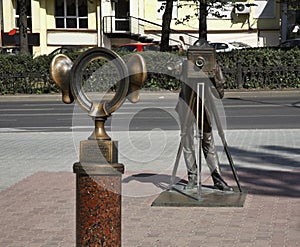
[196,83,205,199]
[169,141,183,188]
[206,89,242,192]
[223,142,242,192]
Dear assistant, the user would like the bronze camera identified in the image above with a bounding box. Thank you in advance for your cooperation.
[186,46,217,78]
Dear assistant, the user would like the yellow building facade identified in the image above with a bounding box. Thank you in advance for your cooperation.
[142,0,281,47]
[1,0,282,56]
[2,0,112,55]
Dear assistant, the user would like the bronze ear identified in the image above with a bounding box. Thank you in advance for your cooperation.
[126,54,147,103]
[50,54,74,104]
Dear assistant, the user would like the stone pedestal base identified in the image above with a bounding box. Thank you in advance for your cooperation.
[74,163,123,246]
[152,185,247,207]
[74,139,124,247]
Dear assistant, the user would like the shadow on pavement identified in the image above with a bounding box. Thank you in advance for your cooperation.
[228,145,300,170]
[123,168,300,198]
[123,173,187,191]
[235,167,300,198]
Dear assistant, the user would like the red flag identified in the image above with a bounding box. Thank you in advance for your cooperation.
[8,29,17,36]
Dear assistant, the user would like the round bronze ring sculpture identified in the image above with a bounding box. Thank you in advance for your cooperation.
[70,47,130,118]
[51,47,146,140]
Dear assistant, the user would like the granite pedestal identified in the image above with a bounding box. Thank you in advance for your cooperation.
[74,140,124,246]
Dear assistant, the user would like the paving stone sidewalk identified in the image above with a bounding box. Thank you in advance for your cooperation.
[0,129,299,246]
[0,169,299,247]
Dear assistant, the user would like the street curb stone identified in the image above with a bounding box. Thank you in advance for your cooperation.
[0,89,299,101]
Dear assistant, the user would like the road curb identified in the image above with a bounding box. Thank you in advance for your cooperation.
[224,89,300,98]
[0,89,299,101]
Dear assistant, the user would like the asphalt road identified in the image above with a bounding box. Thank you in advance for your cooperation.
[224,96,300,129]
[0,94,299,132]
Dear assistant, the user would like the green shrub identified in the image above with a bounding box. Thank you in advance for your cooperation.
[217,47,300,89]
[0,47,299,95]
[117,51,183,91]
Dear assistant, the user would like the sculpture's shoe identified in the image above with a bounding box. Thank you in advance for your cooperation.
[211,170,234,191]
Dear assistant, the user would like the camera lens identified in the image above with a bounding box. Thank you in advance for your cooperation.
[195,56,205,68]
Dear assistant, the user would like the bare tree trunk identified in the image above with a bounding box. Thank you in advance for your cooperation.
[160,0,173,51]
[19,0,29,54]
[198,0,208,45]
[0,0,3,46]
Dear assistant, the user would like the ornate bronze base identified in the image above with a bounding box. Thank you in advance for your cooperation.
[151,186,247,207]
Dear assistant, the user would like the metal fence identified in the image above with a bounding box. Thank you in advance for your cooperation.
[222,61,300,89]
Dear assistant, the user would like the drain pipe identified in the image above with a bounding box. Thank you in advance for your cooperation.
[97,0,103,47]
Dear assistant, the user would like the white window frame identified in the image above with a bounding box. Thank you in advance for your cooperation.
[55,0,88,29]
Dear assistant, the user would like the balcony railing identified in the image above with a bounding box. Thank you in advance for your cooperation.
[103,16,198,45]
[103,16,130,34]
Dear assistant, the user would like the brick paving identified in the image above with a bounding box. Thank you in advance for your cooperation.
[0,169,299,247]
[0,128,299,246]
[0,172,75,247]
[121,168,300,247]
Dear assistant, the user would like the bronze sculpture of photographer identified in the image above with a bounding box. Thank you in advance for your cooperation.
[175,45,233,191]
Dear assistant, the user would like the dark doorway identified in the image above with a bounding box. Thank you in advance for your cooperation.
[115,0,129,32]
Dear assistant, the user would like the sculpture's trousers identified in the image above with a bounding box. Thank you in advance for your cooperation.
[180,120,221,179]
[176,82,222,180]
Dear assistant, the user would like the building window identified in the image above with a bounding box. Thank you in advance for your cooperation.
[55,0,88,29]
[15,0,32,30]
